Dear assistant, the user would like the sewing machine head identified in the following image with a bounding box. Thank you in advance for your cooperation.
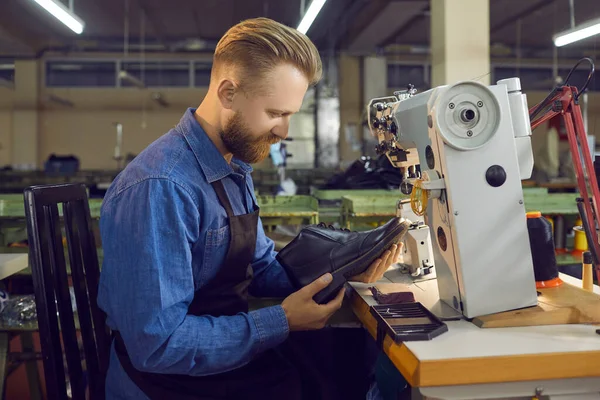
[367,78,538,318]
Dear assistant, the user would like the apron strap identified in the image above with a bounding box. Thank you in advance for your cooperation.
[244,180,259,211]
[211,180,235,217]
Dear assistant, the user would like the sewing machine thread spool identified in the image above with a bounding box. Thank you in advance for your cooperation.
[526,211,562,288]
[572,217,588,257]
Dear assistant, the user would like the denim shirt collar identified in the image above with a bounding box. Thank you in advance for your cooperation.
[177,108,253,182]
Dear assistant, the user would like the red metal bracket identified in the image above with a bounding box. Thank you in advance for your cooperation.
[530,86,600,282]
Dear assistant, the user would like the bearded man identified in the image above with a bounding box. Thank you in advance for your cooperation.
[98,17,399,400]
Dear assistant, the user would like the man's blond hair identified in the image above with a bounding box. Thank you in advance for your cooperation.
[212,17,322,92]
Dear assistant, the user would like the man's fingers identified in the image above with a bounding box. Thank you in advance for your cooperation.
[364,258,382,281]
[390,243,398,263]
[371,244,398,281]
[322,287,345,313]
[390,244,399,263]
[350,271,367,282]
[375,245,395,278]
[394,242,403,262]
[300,273,334,297]
[373,250,392,279]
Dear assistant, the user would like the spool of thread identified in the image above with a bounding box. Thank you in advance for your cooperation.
[526,211,562,288]
[544,216,554,235]
[572,217,588,257]
[582,251,594,292]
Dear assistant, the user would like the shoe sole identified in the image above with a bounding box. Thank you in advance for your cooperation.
[313,219,410,304]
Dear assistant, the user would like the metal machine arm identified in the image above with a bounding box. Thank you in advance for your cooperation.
[529,58,600,283]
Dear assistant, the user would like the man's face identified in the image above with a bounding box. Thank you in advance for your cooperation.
[220,63,309,164]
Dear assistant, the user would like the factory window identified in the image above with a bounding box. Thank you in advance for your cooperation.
[387,64,428,91]
[46,61,117,87]
[194,62,212,87]
[121,61,190,87]
[0,61,14,82]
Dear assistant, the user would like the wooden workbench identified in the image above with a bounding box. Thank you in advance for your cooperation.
[349,269,600,399]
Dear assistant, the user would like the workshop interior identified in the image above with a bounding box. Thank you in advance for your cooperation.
[1,0,600,399]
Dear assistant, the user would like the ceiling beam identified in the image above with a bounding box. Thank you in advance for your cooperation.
[380,13,426,48]
[339,0,392,50]
[491,0,555,34]
[311,0,364,50]
[136,0,169,49]
[0,8,47,52]
[364,1,429,47]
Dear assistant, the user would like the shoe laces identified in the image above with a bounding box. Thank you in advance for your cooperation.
[317,222,353,232]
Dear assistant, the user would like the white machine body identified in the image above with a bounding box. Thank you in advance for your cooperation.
[396,200,435,277]
[404,224,435,277]
[368,78,537,318]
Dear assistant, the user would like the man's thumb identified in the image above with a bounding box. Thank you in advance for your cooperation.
[302,273,333,297]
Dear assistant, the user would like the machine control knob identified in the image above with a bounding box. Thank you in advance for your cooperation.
[374,102,386,111]
[485,165,506,187]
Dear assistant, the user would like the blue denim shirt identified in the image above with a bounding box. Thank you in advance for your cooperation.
[97,108,295,399]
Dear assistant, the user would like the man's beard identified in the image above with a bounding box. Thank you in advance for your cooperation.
[220,112,281,164]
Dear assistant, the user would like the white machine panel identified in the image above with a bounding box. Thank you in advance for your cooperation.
[368,79,538,318]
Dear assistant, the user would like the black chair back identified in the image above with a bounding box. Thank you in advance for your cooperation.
[24,183,110,400]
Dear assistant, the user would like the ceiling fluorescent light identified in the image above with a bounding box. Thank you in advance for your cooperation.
[297,0,327,35]
[554,17,600,47]
[31,0,85,34]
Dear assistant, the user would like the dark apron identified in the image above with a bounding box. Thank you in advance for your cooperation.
[113,179,303,400]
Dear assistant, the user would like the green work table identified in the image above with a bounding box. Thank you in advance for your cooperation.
[340,194,409,229]
[0,198,103,218]
[312,189,401,225]
[341,188,580,230]
[311,189,400,201]
[256,195,319,230]
[0,194,319,244]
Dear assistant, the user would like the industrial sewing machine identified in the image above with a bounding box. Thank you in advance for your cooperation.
[367,78,539,318]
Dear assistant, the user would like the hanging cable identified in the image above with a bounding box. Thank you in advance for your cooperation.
[563,57,595,101]
[141,11,147,129]
[124,0,129,58]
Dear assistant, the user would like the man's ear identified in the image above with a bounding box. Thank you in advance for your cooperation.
[216,79,237,110]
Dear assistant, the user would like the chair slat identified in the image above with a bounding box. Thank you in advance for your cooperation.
[64,201,101,395]
[75,201,110,375]
[47,204,85,399]
[24,191,68,400]
[24,184,109,400]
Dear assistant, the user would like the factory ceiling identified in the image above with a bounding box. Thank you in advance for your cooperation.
[0,0,599,60]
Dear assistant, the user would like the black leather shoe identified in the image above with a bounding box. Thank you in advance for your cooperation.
[277,218,411,304]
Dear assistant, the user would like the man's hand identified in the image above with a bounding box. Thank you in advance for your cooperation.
[349,243,403,283]
[281,273,344,331]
